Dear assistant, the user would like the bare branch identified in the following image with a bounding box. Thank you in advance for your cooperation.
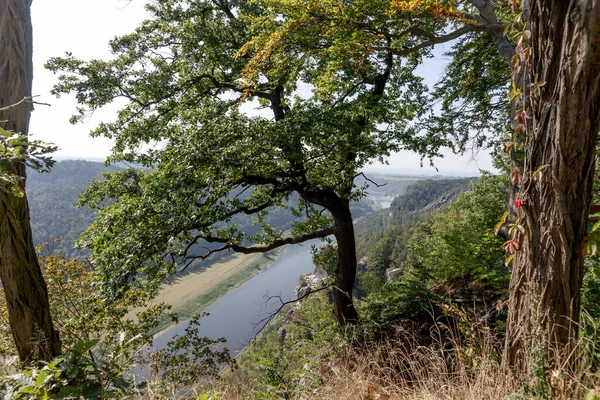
[387,25,476,56]
[355,172,387,188]
[201,227,334,254]
[178,227,334,272]
[0,95,49,112]
[251,284,332,342]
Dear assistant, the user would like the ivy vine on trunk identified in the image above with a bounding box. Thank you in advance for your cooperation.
[503,0,600,372]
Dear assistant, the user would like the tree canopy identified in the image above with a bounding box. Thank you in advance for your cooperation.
[47,0,466,323]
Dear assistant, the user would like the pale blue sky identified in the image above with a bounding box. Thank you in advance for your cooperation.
[29,0,496,175]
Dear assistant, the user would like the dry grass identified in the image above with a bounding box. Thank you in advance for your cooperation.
[217,319,600,400]
[214,320,516,400]
[133,306,600,400]
[292,346,513,400]
[290,326,513,400]
[155,253,263,308]
[137,333,600,400]
[126,252,263,320]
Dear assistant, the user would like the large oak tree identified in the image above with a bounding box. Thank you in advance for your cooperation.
[44,0,512,328]
[47,0,452,325]
[49,2,600,373]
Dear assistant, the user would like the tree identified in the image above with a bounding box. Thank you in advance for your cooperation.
[46,0,522,329]
[346,0,600,374]
[502,0,600,371]
[0,0,61,364]
[237,0,600,375]
[46,0,445,325]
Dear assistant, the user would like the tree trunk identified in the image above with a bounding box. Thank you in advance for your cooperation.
[331,199,359,325]
[0,0,61,364]
[503,0,600,372]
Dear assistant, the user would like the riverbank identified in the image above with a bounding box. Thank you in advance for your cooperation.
[151,240,319,356]
[150,247,286,333]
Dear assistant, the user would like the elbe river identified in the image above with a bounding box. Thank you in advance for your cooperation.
[150,239,322,357]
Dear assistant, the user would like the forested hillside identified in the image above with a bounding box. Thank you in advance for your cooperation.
[27,160,121,258]
[25,160,386,260]
[354,177,474,236]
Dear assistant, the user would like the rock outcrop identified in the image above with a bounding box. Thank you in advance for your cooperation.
[386,266,403,283]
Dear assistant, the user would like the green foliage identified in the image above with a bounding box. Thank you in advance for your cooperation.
[0,252,231,397]
[355,177,474,253]
[358,173,509,323]
[358,231,396,294]
[0,339,132,399]
[583,258,600,321]
[231,293,344,398]
[44,0,452,305]
[0,126,56,197]
[426,32,511,154]
[0,252,174,376]
[359,262,435,322]
[404,173,508,288]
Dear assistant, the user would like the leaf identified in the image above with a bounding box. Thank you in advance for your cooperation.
[35,370,50,387]
[505,253,515,267]
[584,389,599,400]
[591,218,600,233]
[494,210,510,234]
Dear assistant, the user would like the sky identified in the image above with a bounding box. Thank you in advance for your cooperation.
[29,0,497,176]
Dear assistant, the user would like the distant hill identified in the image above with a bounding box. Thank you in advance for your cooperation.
[389,178,475,223]
[354,177,475,236]
[25,160,387,259]
[27,160,120,258]
[355,174,424,206]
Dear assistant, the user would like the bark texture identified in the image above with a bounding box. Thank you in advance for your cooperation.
[503,0,600,372]
[298,187,359,325]
[331,200,359,324]
[0,0,61,364]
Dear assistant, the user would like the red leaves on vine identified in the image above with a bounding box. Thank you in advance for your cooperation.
[504,237,519,254]
[514,199,523,208]
[511,167,521,187]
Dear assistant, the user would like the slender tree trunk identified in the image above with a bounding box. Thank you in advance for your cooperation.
[0,0,61,364]
[331,199,359,325]
[503,0,600,372]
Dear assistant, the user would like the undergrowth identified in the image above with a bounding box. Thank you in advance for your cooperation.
[215,292,600,400]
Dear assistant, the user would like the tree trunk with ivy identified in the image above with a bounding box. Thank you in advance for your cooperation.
[503,0,600,372]
[0,0,61,364]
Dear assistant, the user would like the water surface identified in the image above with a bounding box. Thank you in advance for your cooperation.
[151,239,320,355]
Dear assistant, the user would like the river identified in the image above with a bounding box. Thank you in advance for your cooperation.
[150,239,322,357]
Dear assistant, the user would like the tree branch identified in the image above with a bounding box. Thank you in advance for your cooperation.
[387,25,476,56]
[355,172,387,188]
[464,0,515,63]
[251,284,333,343]
[177,226,334,272]
[0,95,49,112]
[201,227,334,254]
[195,74,273,101]
[211,0,236,21]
